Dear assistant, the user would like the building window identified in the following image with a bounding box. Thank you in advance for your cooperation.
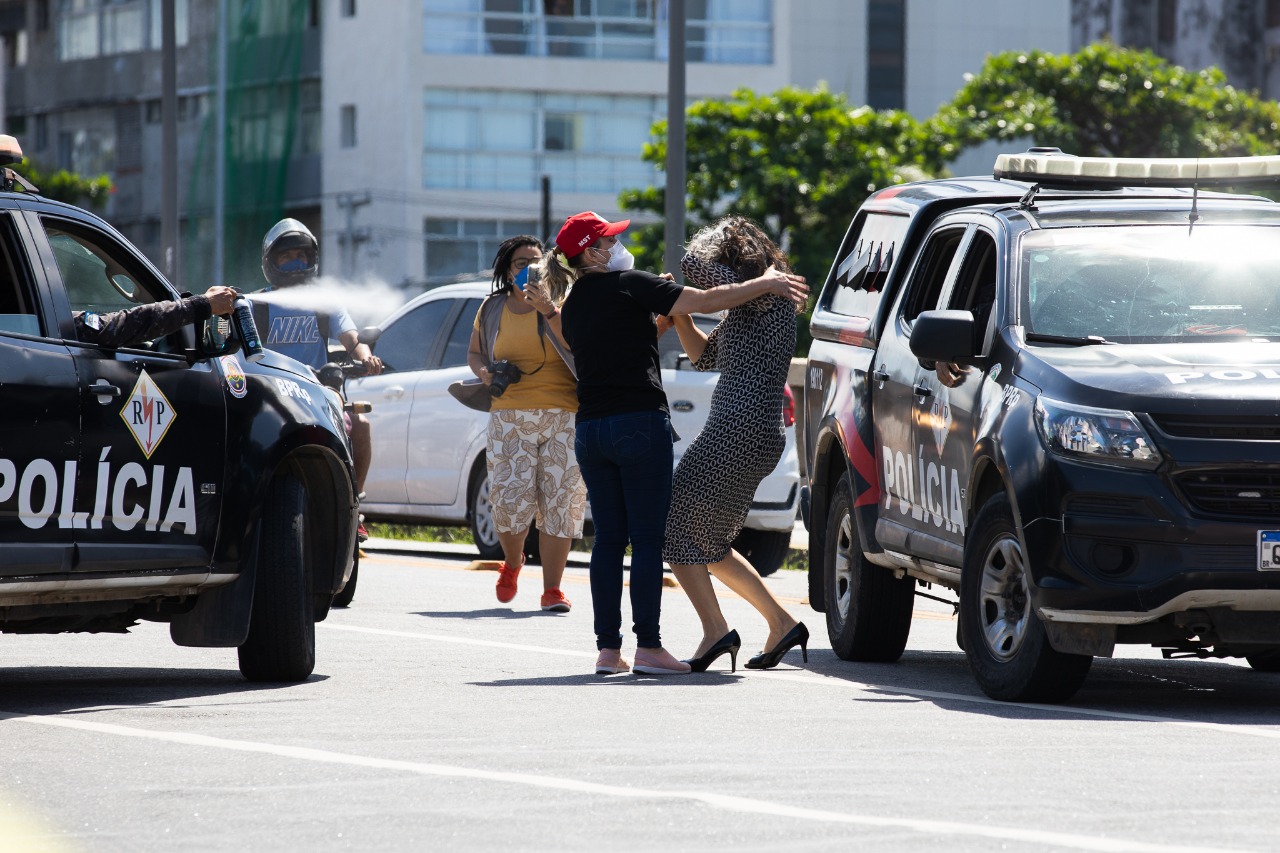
[1157,0,1178,41]
[36,0,50,32]
[423,88,662,193]
[58,127,114,176]
[340,104,357,149]
[341,0,355,18]
[424,217,539,280]
[35,114,48,150]
[56,0,188,61]
[1,29,27,67]
[866,0,905,110]
[423,0,772,64]
[1268,0,1280,28]
[299,81,322,155]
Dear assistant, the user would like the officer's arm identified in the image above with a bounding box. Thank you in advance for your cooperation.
[77,296,211,348]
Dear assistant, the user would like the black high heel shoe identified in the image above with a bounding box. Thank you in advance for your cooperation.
[744,623,809,670]
[686,629,742,673]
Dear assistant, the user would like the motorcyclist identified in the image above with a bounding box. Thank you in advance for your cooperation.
[253,219,381,518]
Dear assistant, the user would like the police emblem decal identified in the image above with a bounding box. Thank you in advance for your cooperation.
[219,355,248,399]
[120,369,177,458]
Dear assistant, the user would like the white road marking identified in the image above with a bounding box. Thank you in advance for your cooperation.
[323,623,1280,740]
[0,709,1247,853]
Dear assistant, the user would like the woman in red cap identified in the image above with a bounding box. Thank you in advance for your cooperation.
[544,211,808,676]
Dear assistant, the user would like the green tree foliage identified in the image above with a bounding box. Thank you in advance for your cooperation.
[931,42,1280,159]
[618,86,939,294]
[14,159,112,209]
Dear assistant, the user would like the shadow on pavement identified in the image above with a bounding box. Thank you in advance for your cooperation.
[786,646,1280,724]
[413,608,555,620]
[0,666,325,716]
[472,671,746,688]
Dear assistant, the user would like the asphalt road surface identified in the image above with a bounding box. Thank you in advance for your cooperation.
[3,546,1280,852]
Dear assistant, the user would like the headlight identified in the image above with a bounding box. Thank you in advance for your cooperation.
[1034,396,1162,469]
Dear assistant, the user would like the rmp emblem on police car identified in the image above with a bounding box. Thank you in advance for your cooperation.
[120,369,176,459]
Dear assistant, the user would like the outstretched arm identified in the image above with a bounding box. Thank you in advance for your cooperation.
[669,265,807,315]
[74,285,235,348]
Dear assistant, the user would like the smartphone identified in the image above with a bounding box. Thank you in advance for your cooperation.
[513,267,529,290]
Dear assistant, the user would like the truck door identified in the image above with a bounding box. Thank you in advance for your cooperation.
[35,216,226,573]
[872,223,968,552]
[0,213,80,575]
[911,227,999,555]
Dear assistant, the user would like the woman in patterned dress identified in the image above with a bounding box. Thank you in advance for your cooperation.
[664,217,809,671]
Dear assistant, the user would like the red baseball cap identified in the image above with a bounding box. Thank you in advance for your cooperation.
[555,211,630,257]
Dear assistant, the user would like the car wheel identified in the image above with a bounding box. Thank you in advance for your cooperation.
[332,547,358,608]
[1246,649,1280,672]
[468,460,503,560]
[823,471,914,661]
[238,475,315,682]
[960,492,1091,702]
[732,527,791,577]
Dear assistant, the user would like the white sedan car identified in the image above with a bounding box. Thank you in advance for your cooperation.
[349,279,800,575]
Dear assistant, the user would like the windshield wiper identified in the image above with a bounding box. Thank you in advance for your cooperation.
[1025,332,1115,346]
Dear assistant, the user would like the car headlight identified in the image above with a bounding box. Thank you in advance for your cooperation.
[1034,396,1162,469]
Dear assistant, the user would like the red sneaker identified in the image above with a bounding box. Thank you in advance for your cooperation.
[540,588,572,613]
[495,560,522,603]
[357,523,369,543]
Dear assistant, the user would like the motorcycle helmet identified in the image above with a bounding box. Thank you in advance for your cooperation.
[262,218,319,288]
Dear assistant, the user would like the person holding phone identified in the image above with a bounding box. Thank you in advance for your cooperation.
[466,235,586,613]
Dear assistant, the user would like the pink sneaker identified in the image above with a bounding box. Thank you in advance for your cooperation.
[595,649,630,674]
[633,647,692,675]
[495,559,522,603]
[540,588,572,613]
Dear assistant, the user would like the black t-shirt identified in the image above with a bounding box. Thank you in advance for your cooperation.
[560,269,685,422]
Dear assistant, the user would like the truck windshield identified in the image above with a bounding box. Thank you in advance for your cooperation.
[1021,225,1280,342]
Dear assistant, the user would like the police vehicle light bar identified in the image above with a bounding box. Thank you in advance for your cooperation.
[0,135,22,168]
[994,152,1280,188]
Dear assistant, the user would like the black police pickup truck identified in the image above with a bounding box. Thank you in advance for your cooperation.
[0,137,357,681]
[803,150,1280,702]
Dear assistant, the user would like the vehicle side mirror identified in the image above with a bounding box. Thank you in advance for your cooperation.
[910,309,979,365]
[192,315,238,361]
[676,353,691,370]
[358,325,381,346]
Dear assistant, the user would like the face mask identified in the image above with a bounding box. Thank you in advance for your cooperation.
[277,257,310,273]
[606,241,635,272]
[512,267,529,290]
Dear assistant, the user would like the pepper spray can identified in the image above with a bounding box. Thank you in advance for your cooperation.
[232,296,266,362]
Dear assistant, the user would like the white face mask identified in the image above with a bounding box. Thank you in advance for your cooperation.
[606,240,635,271]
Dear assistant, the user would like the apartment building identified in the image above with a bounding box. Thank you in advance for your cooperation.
[0,1,1090,289]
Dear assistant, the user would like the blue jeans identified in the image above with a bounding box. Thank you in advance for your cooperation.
[574,410,674,651]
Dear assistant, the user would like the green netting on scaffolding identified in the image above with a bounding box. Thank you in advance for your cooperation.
[186,0,307,292]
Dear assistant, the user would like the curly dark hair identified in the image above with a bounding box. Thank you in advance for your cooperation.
[489,235,543,292]
[686,216,790,281]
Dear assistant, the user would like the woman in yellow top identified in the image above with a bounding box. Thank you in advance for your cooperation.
[467,235,586,612]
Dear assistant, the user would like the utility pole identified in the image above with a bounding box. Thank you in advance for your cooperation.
[161,0,179,283]
[540,175,552,245]
[336,192,371,278]
[664,0,686,282]
[213,0,227,284]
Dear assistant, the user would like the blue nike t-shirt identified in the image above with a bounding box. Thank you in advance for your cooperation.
[260,302,356,370]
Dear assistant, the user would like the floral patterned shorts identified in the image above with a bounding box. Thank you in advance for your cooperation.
[486,408,587,539]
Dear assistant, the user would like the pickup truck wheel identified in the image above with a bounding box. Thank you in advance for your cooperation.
[332,548,358,608]
[824,471,914,661]
[961,493,1091,702]
[238,475,315,682]
[732,528,790,577]
[469,460,503,560]
[1245,649,1280,672]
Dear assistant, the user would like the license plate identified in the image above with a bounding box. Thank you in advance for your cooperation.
[1259,531,1280,570]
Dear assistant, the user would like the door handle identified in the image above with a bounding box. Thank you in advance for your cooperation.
[913,382,933,399]
[672,400,694,412]
[383,385,406,399]
[86,379,121,400]
[872,368,889,383]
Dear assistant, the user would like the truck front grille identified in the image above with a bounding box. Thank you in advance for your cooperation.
[1152,414,1280,440]
[1175,470,1280,519]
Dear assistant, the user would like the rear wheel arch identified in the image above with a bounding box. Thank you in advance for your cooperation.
[807,426,851,613]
